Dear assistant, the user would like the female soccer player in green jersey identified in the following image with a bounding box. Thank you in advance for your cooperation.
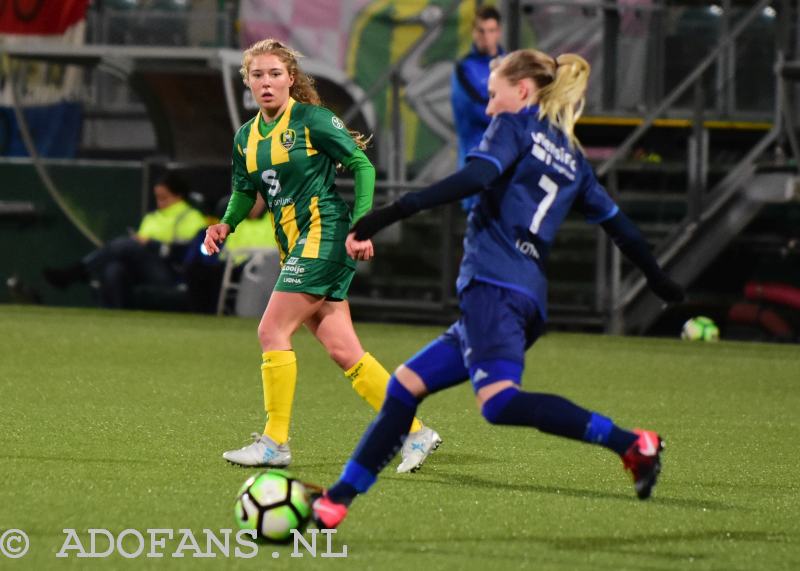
[203,39,440,472]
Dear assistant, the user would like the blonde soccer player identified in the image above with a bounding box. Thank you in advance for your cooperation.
[313,49,684,528]
[204,39,440,472]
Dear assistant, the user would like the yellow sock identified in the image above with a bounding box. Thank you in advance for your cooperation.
[344,352,424,433]
[261,350,297,444]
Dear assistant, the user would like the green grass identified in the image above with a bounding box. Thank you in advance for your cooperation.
[1,305,799,570]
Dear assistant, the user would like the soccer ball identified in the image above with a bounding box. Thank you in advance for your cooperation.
[234,469,311,542]
[681,316,720,341]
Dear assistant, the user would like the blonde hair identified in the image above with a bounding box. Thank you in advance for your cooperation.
[492,49,590,148]
[240,38,369,151]
[240,38,320,105]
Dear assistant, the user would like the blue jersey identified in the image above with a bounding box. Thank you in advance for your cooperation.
[451,45,504,168]
[458,106,619,320]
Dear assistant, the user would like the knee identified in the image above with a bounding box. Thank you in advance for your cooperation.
[387,375,423,407]
[480,387,519,425]
[257,322,291,351]
[107,236,143,259]
[327,344,361,370]
[394,365,428,398]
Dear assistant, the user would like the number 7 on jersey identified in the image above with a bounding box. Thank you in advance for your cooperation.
[529,174,558,235]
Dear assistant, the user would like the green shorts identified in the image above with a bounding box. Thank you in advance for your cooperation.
[273,256,355,301]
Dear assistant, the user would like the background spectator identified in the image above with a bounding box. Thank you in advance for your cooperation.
[43,173,206,309]
[451,5,504,212]
[184,192,277,314]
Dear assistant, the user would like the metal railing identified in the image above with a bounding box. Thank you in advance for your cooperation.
[86,6,235,48]
[514,0,779,117]
[4,1,795,328]
[591,0,795,333]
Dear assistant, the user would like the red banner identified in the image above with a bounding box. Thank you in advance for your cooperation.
[0,0,89,35]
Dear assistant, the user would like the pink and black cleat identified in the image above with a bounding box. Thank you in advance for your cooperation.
[621,429,664,500]
[312,494,349,529]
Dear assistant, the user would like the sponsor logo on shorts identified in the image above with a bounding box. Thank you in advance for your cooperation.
[516,239,540,260]
[283,264,305,275]
[283,277,302,285]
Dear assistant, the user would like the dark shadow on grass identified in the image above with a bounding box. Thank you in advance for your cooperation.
[382,471,739,511]
[0,454,163,466]
[414,451,500,466]
[282,461,351,470]
[242,451,500,474]
[362,530,793,563]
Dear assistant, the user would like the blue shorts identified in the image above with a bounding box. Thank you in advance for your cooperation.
[406,279,543,393]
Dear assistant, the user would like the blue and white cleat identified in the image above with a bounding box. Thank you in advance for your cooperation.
[222,432,291,467]
[396,426,442,473]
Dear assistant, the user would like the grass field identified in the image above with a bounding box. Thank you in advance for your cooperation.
[1,305,799,570]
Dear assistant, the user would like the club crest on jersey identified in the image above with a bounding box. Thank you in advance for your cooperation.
[279,128,296,151]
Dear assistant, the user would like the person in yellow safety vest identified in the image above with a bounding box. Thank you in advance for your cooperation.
[43,173,207,309]
[184,193,277,313]
[221,193,277,264]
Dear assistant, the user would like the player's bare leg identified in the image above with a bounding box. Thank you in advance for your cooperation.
[305,301,441,473]
[223,292,324,467]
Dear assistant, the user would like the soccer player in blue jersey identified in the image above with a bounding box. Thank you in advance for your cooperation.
[311,48,685,528]
[451,6,504,211]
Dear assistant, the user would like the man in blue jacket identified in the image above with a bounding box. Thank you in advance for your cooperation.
[451,6,503,212]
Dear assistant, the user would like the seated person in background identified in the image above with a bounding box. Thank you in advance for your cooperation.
[43,173,207,309]
[184,192,277,314]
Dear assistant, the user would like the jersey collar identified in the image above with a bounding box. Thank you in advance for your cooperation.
[246,98,296,173]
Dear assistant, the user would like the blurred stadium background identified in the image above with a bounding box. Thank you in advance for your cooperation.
[3,4,800,569]
[2,0,800,341]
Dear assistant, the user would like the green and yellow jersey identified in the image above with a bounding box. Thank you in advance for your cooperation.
[223,98,373,268]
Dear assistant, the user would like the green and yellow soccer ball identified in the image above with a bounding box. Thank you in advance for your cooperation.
[681,316,720,342]
[234,470,311,542]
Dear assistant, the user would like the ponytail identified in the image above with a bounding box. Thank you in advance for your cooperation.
[538,54,590,148]
[493,49,590,148]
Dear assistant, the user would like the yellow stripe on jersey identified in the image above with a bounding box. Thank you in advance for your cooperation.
[245,113,265,173]
[270,98,296,166]
[280,204,300,253]
[301,196,321,258]
[304,126,318,157]
[245,98,297,172]
[268,211,286,262]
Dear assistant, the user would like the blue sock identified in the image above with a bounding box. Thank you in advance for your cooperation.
[583,412,637,455]
[481,388,637,454]
[482,387,591,440]
[328,377,419,506]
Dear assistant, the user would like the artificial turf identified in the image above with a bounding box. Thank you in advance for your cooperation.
[1,305,798,570]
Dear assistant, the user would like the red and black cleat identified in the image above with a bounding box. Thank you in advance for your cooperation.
[621,429,664,500]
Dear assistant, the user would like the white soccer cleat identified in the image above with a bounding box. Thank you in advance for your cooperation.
[222,432,292,467]
[396,426,442,473]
